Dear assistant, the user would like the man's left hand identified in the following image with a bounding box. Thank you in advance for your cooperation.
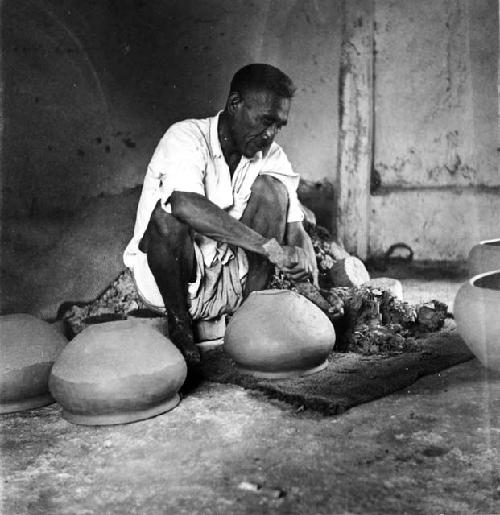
[281,246,316,284]
[285,222,319,286]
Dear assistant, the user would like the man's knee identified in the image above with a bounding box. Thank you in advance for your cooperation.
[139,200,190,252]
[242,175,288,242]
[250,175,288,214]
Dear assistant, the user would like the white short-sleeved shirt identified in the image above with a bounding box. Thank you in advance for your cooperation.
[123,111,304,270]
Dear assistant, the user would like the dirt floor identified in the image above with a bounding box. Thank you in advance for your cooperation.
[2,273,500,515]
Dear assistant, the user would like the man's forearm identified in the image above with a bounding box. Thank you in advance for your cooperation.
[169,191,270,255]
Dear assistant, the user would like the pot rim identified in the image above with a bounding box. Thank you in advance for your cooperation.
[479,237,500,245]
[249,289,297,296]
[469,268,500,287]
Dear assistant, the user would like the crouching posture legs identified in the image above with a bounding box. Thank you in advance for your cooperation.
[138,205,199,364]
[138,175,288,367]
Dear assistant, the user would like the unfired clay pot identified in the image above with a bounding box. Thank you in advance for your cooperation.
[454,269,500,371]
[224,290,336,378]
[468,238,500,277]
[0,314,68,414]
[49,319,187,425]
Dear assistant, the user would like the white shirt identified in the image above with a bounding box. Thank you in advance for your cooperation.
[123,111,304,270]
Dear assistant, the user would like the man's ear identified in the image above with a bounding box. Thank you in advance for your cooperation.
[226,92,243,115]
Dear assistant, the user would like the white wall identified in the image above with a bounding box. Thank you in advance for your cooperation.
[370,0,499,260]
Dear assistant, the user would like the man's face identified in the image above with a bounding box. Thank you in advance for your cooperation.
[229,89,291,158]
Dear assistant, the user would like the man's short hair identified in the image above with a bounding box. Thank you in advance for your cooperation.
[230,63,296,99]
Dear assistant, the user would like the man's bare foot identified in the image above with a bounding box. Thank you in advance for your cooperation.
[168,323,204,394]
[167,314,201,367]
[178,339,201,367]
[170,330,201,367]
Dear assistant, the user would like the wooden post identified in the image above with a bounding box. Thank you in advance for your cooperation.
[336,0,374,259]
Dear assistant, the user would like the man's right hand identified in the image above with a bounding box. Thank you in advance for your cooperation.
[262,238,311,282]
[262,238,295,268]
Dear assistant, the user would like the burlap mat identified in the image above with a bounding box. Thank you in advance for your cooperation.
[199,331,473,415]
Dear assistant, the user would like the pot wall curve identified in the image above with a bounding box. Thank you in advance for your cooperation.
[454,269,500,371]
[468,238,500,277]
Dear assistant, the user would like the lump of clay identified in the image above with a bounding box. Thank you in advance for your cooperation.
[224,290,336,378]
[328,256,370,287]
[364,277,404,300]
[49,319,187,425]
[1,314,68,414]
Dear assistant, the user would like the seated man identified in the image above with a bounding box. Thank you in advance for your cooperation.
[123,63,317,366]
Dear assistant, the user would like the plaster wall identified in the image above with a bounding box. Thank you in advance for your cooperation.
[370,189,499,261]
[2,0,341,218]
[370,0,499,260]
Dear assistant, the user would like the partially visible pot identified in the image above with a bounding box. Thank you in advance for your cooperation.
[468,238,500,277]
[454,269,500,371]
[0,314,67,414]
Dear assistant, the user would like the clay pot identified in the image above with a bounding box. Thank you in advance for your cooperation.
[468,238,500,277]
[224,290,336,378]
[49,319,187,425]
[0,314,67,414]
[454,269,500,371]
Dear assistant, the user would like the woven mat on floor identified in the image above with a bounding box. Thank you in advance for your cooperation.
[200,331,474,415]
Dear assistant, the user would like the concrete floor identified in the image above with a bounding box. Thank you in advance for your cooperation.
[2,275,500,514]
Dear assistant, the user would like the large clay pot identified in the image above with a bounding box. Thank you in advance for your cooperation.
[468,238,500,277]
[454,269,500,371]
[1,314,67,413]
[49,320,187,425]
[224,290,336,378]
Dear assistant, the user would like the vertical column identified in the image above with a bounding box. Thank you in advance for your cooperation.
[336,0,374,259]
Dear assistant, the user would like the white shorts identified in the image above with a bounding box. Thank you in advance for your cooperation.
[131,242,248,321]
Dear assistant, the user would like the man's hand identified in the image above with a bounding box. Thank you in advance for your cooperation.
[263,238,317,284]
[282,246,312,282]
[285,221,319,286]
[262,238,296,268]
[301,229,319,287]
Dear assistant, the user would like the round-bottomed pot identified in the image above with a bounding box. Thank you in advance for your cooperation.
[49,320,187,425]
[224,290,336,379]
[1,314,67,414]
[468,238,500,277]
[454,269,500,371]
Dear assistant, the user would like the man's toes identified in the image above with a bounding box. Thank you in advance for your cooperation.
[180,341,201,366]
[179,345,203,394]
